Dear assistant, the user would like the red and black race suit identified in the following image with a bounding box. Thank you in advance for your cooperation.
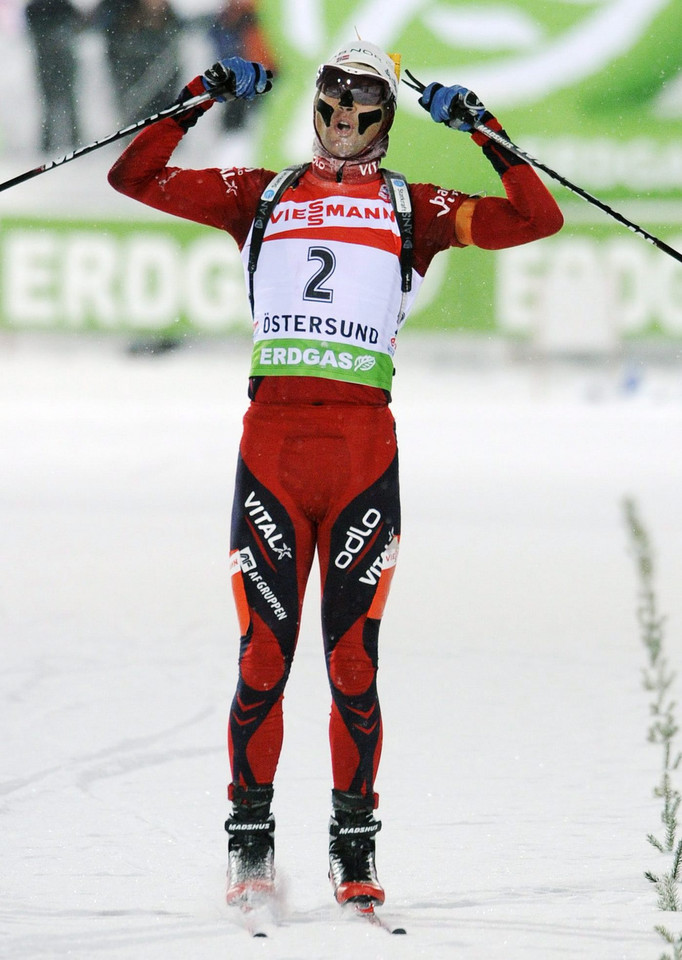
[229,400,399,796]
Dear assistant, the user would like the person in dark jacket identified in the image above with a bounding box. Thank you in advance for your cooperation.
[94,0,182,124]
[25,0,84,152]
[207,0,276,134]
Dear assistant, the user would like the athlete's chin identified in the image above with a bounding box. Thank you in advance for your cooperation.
[325,139,364,159]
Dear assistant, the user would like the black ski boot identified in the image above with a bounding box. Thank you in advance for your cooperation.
[328,788,384,906]
[225,783,275,905]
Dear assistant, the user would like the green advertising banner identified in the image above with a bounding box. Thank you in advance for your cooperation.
[0,215,249,334]
[2,1,680,346]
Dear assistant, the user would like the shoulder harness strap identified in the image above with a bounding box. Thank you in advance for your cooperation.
[248,163,310,315]
[381,169,414,327]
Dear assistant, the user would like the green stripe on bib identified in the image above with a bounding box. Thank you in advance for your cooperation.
[250,339,394,390]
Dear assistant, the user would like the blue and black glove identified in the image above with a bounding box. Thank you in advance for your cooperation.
[418,83,486,132]
[202,57,273,102]
[173,58,273,133]
[417,81,525,176]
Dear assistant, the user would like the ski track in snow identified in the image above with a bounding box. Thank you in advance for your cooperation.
[1,333,681,959]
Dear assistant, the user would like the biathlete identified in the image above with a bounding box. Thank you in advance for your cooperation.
[108,40,563,910]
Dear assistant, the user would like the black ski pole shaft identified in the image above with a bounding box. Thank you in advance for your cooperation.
[401,70,682,265]
[0,90,216,194]
[473,120,682,265]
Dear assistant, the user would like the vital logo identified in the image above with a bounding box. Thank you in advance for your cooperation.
[334,509,382,570]
[219,170,239,196]
[245,491,292,560]
[359,533,399,585]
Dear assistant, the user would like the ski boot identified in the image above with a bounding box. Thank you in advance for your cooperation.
[328,788,385,907]
[225,783,275,905]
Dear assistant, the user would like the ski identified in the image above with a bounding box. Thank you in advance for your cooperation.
[229,900,273,938]
[227,885,276,938]
[348,899,407,935]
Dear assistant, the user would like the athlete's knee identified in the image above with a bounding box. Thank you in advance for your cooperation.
[327,626,377,695]
[239,632,289,691]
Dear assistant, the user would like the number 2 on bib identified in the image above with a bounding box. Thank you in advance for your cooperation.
[303,246,336,303]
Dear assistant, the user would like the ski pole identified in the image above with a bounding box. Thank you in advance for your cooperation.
[0,90,217,194]
[471,120,682,265]
[403,70,682,265]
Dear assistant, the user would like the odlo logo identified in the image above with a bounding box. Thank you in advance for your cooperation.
[334,509,382,570]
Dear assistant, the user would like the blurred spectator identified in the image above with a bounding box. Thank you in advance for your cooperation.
[94,0,183,124]
[25,0,84,152]
[208,0,276,136]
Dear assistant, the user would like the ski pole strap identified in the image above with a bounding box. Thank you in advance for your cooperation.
[247,163,310,314]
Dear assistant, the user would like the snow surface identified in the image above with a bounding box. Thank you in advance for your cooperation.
[2,332,682,959]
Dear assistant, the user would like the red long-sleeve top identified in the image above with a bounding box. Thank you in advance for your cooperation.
[109,103,563,404]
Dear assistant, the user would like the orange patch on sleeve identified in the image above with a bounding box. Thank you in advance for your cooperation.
[454,197,479,246]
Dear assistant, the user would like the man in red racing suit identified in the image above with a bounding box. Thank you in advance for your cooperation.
[108,41,563,910]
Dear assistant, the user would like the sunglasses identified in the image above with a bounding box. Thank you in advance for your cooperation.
[316,67,389,106]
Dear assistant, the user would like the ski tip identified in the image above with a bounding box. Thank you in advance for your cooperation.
[346,898,407,934]
[252,931,268,938]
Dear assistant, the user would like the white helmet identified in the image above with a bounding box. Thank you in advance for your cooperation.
[319,41,400,103]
